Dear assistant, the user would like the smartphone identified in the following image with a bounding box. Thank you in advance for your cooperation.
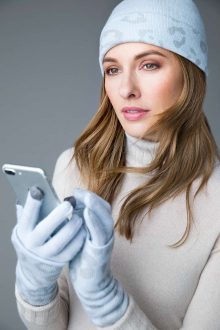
[2,163,60,222]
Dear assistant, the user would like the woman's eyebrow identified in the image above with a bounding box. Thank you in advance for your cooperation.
[103,50,167,63]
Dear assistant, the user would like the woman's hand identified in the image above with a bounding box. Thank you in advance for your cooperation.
[11,186,86,306]
[69,188,129,327]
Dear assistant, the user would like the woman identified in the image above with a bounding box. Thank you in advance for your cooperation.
[11,0,220,329]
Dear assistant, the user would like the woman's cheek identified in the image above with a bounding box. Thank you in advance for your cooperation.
[150,76,179,109]
[105,82,117,102]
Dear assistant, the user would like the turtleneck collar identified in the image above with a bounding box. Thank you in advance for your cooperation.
[125,133,160,167]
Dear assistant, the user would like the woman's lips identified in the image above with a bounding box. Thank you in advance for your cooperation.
[121,107,150,121]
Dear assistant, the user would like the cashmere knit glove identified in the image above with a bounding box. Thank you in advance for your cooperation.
[69,188,129,327]
[11,186,86,306]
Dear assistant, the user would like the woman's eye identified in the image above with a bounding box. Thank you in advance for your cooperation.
[104,63,159,75]
[143,63,159,70]
[105,67,119,75]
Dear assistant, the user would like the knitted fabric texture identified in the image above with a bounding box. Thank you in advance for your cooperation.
[99,0,208,76]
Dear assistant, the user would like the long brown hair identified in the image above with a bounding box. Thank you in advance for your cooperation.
[72,54,220,248]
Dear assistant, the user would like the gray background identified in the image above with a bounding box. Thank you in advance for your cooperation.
[0,0,219,329]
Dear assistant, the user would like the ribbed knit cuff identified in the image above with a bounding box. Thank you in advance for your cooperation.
[15,285,61,326]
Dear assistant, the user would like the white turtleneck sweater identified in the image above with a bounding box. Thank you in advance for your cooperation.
[15,134,220,330]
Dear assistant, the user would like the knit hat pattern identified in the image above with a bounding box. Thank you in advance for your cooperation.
[99,0,208,76]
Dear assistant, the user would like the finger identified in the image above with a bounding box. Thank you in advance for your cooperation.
[55,227,86,263]
[38,214,83,257]
[64,196,76,208]
[20,186,44,232]
[31,201,73,246]
[84,207,110,245]
[73,188,112,219]
[74,189,113,244]
[15,203,23,223]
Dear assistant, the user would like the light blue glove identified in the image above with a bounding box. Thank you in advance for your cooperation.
[69,188,129,327]
[11,186,86,306]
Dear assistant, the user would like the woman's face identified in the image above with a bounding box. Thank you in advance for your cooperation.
[103,42,183,141]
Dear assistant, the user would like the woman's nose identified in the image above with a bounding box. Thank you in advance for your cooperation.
[119,73,141,99]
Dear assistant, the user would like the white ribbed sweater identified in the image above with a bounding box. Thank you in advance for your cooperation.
[16,134,220,330]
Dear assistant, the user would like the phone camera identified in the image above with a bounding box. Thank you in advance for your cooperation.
[4,169,16,175]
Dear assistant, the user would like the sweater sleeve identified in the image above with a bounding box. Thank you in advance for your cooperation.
[15,268,69,330]
[179,233,220,329]
[98,234,220,330]
[14,148,78,329]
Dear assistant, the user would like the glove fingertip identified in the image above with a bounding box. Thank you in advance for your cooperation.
[30,185,44,201]
[64,196,76,208]
[16,199,22,206]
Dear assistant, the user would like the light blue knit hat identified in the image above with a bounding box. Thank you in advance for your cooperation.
[99,0,208,76]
